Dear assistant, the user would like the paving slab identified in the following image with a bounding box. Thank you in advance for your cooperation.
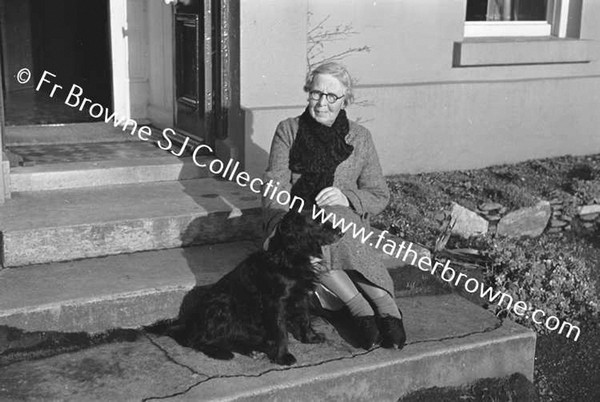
[0,241,257,333]
[0,294,536,401]
[0,178,262,267]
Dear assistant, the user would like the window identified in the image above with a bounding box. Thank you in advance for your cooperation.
[464,0,579,38]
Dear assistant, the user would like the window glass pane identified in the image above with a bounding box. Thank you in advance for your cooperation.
[466,0,548,21]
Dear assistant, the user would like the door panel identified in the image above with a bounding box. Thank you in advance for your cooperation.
[174,0,212,145]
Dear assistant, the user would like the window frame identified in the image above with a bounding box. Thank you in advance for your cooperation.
[464,0,572,38]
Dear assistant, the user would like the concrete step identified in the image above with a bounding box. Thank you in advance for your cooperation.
[0,240,444,334]
[0,178,262,267]
[170,294,535,401]
[4,122,140,146]
[0,292,536,401]
[0,241,259,333]
[9,155,213,192]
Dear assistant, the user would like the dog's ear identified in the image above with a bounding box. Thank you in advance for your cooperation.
[273,211,317,254]
[275,211,341,256]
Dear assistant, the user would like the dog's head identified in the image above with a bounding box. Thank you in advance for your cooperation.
[269,210,341,260]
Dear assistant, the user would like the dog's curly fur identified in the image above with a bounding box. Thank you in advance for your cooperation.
[176,211,340,365]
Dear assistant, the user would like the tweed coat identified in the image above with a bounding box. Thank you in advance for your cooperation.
[262,115,394,296]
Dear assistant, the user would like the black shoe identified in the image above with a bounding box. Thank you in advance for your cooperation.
[378,316,406,349]
[354,315,380,349]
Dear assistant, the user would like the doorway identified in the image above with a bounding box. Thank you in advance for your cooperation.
[0,0,112,127]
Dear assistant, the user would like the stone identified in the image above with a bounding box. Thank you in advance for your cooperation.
[580,213,600,221]
[450,202,489,238]
[478,202,503,212]
[496,201,551,238]
[550,219,568,228]
[579,205,600,215]
[583,222,597,229]
[434,211,447,222]
[547,227,563,234]
[486,214,502,221]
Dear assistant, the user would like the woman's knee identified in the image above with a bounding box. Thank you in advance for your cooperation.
[318,270,360,303]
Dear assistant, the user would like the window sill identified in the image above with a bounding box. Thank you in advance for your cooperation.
[453,37,599,67]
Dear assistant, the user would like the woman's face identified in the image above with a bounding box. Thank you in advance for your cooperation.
[308,74,346,127]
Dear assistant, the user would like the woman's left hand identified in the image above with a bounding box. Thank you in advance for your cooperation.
[315,186,349,208]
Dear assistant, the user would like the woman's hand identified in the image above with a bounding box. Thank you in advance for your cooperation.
[315,186,349,208]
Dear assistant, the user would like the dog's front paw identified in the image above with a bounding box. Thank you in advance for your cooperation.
[274,352,297,366]
[303,331,326,344]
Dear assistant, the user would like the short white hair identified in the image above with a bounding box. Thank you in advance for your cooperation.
[304,62,354,107]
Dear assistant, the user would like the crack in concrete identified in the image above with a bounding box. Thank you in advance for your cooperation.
[142,347,379,401]
[142,319,505,401]
[142,332,208,378]
[407,318,504,345]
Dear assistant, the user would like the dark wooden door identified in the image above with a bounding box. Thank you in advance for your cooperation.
[173,0,213,146]
[173,0,233,148]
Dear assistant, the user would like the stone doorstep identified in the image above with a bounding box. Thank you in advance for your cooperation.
[9,155,214,192]
[0,240,440,334]
[0,177,262,267]
[0,241,258,333]
[187,319,535,402]
[0,294,536,401]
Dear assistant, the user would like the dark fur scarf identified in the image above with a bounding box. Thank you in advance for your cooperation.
[289,107,354,206]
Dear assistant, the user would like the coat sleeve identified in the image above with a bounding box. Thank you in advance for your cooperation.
[262,120,294,237]
[342,130,390,217]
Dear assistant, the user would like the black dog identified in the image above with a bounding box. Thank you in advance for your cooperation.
[176,210,340,365]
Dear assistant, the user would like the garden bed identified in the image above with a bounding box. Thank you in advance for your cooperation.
[379,153,600,401]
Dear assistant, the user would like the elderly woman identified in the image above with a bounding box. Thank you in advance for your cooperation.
[262,62,405,349]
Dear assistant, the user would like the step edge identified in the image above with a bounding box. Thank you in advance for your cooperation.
[7,175,239,197]
[0,284,196,318]
[2,207,261,234]
[9,155,215,174]
[207,321,535,401]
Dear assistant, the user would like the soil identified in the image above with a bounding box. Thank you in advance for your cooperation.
[378,153,600,401]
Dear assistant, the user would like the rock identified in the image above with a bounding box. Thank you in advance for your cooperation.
[580,213,600,222]
[547,227,563,234]
[450,203,489,238]
[486,214,502,221]
[583,222,596,229]
[478,202,503,212]
[579,205,600,215]
[562,215,572,222]
[550,219,567,228]
[496,201,551,238]
[434,211,447,222]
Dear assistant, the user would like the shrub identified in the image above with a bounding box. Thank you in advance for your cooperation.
[475,235,600,332]
[569,179,600,205]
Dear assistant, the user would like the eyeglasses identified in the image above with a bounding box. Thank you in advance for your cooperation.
[308,90,344,104]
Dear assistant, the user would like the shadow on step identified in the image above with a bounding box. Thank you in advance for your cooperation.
[0,325,140,366]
